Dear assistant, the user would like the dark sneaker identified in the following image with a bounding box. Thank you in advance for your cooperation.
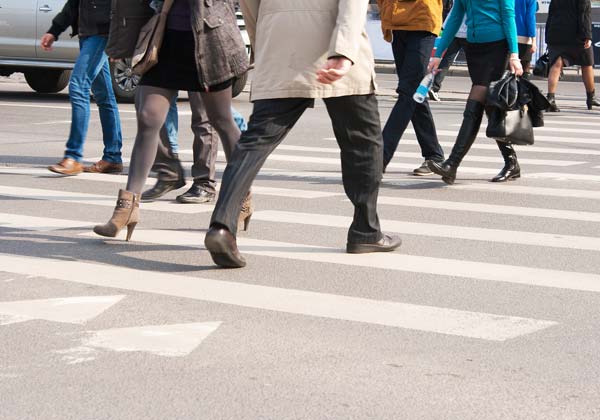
[428,90,441,102]
[176,183,216,204]
[141,179,186,201]
[413,161,434,176]
[346,234,402,254]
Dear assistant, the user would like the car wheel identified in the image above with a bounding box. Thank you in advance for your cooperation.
[232,71,248,98]
[110,59,140,103]
[24,69,71,93]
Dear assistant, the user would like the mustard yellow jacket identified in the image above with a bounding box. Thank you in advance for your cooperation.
[377,0,443,42]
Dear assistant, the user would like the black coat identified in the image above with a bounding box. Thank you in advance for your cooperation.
[545,0,592,46]
[47,0,112,39]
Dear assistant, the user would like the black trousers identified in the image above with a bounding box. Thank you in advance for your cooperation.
[210,94,384,244]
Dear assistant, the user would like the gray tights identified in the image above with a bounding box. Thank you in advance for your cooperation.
[126,85,241,194]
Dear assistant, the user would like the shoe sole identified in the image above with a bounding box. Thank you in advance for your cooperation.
[346,239,402,254]
[141,182,187,201]
[204,235,246,268]
[48,167,82,176]
[412,171,433,176]
[176,196,215,204]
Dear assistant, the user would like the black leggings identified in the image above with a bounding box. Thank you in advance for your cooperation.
[126,85,241,194]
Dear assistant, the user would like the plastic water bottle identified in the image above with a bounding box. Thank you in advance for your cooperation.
[413,72,434,103]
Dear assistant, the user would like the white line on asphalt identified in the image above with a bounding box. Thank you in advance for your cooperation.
[0,102,136,113]
[0,295,125,325]
[375,196,600,222]
[433,129,600,145]
[256,145,585,166]
[401,141,600,156]
[528,172,600,182]
[0,213,93,231]
[253,210,600,251]
[452,123,600,135]
[0,254,557,341]
[0,186,215,214]
[0,168,344,199]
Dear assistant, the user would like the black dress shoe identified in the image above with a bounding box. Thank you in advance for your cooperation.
[176,183,216,204]
[346,234,402,254]
[204,227,246,268]
[427,160,457,185]
[141,179,186,201]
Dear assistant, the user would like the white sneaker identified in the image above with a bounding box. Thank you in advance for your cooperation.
[428,90,441,102]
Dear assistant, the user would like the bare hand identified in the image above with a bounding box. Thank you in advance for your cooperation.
[509,53,524,76]
[40,33,56,51]
[427,57,441,74]
[584,39,592,49]
[316,57,352,84]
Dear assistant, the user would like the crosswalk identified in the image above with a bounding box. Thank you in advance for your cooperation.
[1,105,599,360]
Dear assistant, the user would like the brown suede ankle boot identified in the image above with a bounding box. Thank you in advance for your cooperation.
[238,191,254,232]
[93,189,140,241]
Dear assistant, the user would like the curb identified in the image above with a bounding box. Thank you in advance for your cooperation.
[374,62,600,83]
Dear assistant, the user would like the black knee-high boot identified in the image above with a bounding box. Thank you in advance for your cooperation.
[428,99,484,185]
[491,141,521,182]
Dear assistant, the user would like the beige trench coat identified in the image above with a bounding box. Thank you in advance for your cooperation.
[240,0,376,101]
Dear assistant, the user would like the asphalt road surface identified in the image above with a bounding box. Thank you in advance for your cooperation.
[1,73,600,420]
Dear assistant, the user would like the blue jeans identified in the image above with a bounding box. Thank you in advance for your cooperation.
[65,35,122,163]
[165,102,247,154]
[383,30,444,166]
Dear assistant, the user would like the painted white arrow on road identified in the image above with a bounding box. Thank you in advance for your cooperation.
[56,322,222,363]
[0,295,125,325]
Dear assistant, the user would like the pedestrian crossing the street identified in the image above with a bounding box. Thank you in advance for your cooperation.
[1,106,599,363]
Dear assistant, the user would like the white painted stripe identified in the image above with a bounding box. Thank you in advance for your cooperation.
[0,295,125,325]
[387,179,600,201]
[263,145,584,166]
[433,129,600,145]
[453,123,600,135]
[376,196,600,222]
[60,322,222,360]
[0,102,136,114]
[0,186,214,214]
[79,228,600,293]
[0,213,92,231]
[542,120,600,127]
[253,210,600,251]
[528,172,600,182]
[0,254,556,341]
[0,168,341,199]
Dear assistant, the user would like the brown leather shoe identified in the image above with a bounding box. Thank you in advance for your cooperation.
[84,159,123,174]
[48,158,83,176]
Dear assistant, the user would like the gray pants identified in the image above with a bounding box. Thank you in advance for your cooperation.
[152,92,219,193]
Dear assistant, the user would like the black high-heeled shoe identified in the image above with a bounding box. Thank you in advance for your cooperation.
[586,91,600,110]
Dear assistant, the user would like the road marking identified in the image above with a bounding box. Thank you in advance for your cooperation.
[452,124,600,135]
[528,172,600,182]
[0,168,342,199]
[56,322,221,364]
[0,254,556,341]
[400,141,600,156]
[253,210,600,251]
[434,129,600,145]
[257,145,584,167]
[0,213,93,231]
[0,102,136,113]
[375,196,600,223]
[0,295,125,325]
[0,185,215,214]
[385,178,600,200]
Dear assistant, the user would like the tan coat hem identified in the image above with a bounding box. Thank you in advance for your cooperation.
[249,87,377,102]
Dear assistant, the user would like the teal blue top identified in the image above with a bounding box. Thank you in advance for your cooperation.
[435,0,519,57]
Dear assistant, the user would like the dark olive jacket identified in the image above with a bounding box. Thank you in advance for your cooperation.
[546,0,592,45]
[48,0,112,39]
[106,0,249,89]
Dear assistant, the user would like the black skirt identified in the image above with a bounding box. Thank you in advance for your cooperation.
[140,29,233,92]
[548,44,594,67]
[464,40,509,86]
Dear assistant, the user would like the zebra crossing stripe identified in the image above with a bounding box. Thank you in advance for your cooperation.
[433,129,600,145]
[0,254,557,341]
[375,196,600,222]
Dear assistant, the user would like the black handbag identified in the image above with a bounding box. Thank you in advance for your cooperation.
[486,107,534,145]
[487,71,518,110]
[533,52,550,78]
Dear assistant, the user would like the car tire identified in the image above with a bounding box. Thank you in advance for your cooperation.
[110,59,140,103]
[232,72,248,98]
[24,69,70,93]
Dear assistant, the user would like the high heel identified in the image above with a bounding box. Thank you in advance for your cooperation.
[491,141,521,182]
[237,191,254,232]
[428,99,484,185]
[586,91,600,110]
[93,189,140,241]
